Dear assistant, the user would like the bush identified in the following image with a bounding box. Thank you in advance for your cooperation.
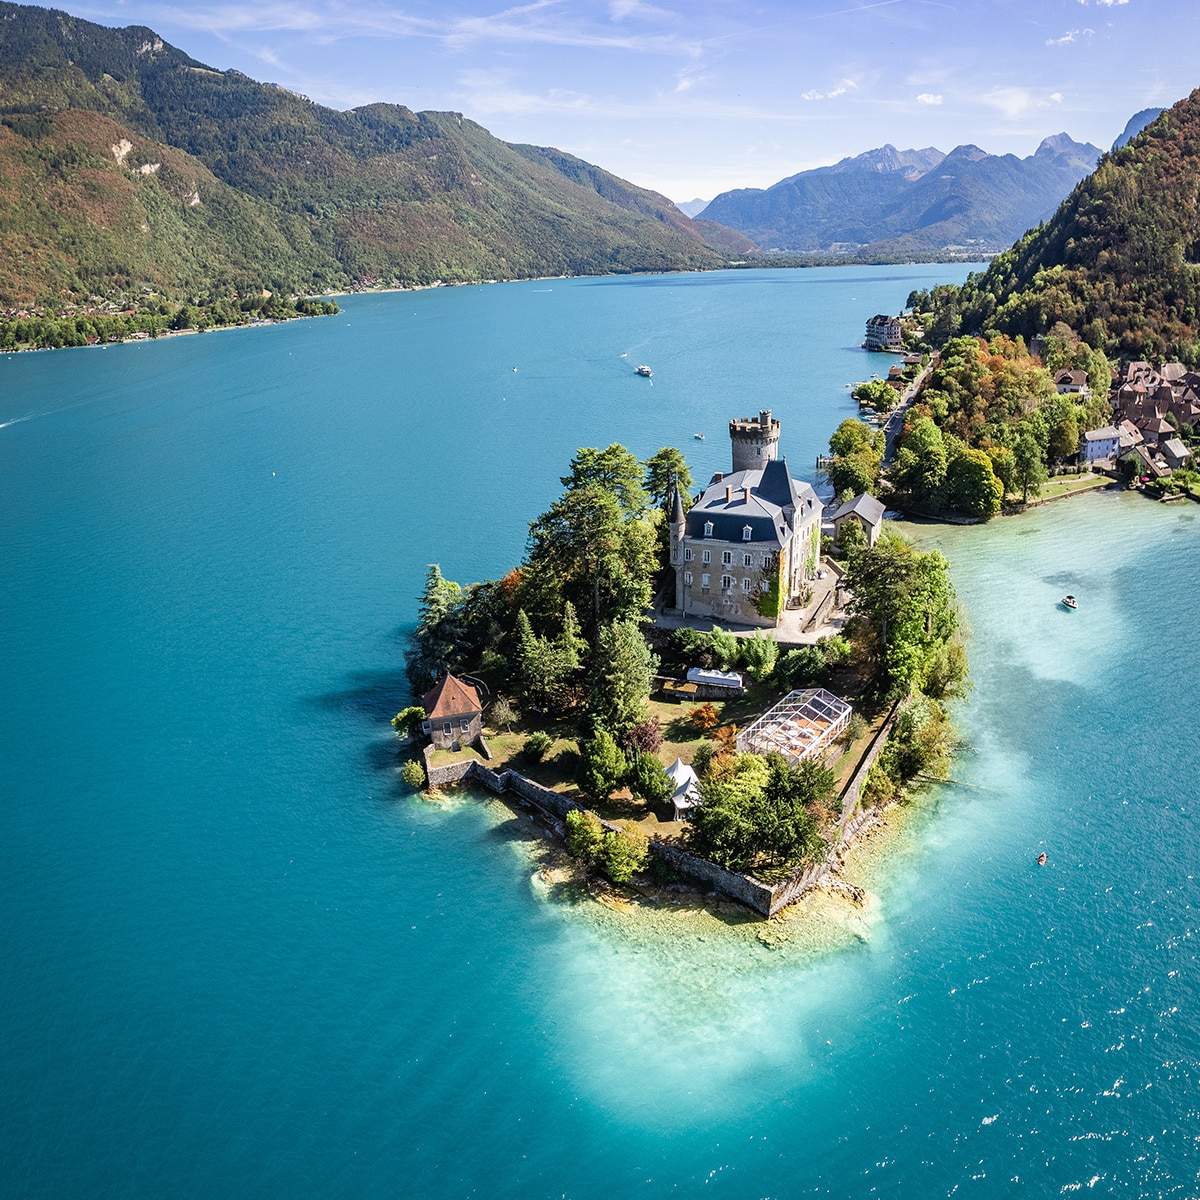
[523,730,554,761]
[708,626,740,670]
[690,742,715,777]
[740,631,779,682]
[391,706,426,738]
[628,750,673,804]
[400,759,426,790]
[596,824,650,883]
[777,646,825,689]
[673,627,711,664]
[621,715,663,756]
[691,702,720,731]
[817,635,851,667]
[565,809,605,863]
[842,711,869,747]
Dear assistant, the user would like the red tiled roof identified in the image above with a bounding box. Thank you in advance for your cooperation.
[421,674,482,720]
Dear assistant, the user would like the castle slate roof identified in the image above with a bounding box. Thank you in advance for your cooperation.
[1083,426,1120,441]
[421,674,482,720]
[681,458,820,549]
[683,459,818,545]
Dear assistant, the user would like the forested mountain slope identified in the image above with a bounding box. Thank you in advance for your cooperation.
[927,91,1200,363]
[0,3,734,304]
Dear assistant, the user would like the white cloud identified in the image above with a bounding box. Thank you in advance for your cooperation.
[1046,28,1093,45]
[801,78,857,101]
[916,92,942,105]
[1050,92,1064,103]
[1077,0,1128,6]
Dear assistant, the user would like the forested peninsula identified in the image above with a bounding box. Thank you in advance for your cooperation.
[394,441,966,917]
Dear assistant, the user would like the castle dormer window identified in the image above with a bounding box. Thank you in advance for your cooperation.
[703,521,714,537]
[742,525,752,541]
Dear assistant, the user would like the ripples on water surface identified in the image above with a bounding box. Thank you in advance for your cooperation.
[3,268,1199,1197]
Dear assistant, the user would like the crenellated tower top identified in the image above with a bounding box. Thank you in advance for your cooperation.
[729,409,781,473]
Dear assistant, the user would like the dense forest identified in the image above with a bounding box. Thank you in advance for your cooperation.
[919,90,1200,365]
[0,3,734,307]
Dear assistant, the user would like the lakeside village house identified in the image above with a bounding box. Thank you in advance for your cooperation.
[668,411,821,629]
[1079,360,1197,476]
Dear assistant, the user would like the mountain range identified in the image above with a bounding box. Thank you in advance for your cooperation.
[0,3,752,305]
[697,135,1104,257]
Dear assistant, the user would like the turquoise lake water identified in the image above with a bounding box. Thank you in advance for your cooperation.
[3,266,1199,1198]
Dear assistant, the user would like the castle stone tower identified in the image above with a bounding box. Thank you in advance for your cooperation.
[729,409,781,473]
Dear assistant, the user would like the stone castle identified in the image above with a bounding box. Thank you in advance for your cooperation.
[669,410,820,628]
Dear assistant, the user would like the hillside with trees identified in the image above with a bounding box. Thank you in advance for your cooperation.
[0,3,734,307]
[921,90,1200,364]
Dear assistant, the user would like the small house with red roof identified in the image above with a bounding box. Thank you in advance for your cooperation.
[421,674,483,751]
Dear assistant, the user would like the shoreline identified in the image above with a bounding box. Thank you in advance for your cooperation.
[0,307,334,356]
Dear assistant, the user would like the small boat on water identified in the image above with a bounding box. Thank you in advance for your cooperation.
[693,432,705,440]
[1060,595,1078,610]
[1038,852,1047,866]
[636,364,653,377]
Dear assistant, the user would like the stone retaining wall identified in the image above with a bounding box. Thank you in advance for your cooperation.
[421,746,901,919]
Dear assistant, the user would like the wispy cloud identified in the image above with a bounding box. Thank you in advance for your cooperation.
[1076,0,1128,6]
[1046,28,1093,46]
[801,78,858,102]
[916,92,942,105]
[981,86,1065,118]
[139,1,702,56]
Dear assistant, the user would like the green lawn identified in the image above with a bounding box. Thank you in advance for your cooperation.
[1012,474,1106,503]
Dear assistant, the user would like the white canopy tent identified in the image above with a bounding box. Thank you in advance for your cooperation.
[665,757,702,822]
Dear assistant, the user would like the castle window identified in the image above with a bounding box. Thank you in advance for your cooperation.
[741,577,752,592]
[460,718,471,731]
[742,526,753,541]
[701,573,710,591]
[684,548,693,562]
[720,574,733,591]
[743,553,752,567]
[684,571,693,585]
[442,722,452,736]
[722,550,733,565]
[760,580,770,593]
[703,521,714,537]
[702,550,711,564]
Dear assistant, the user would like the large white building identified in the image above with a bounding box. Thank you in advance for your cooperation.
[669,410,821,629]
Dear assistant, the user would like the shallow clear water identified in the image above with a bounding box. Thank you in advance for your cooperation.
[4,267,1199,1198]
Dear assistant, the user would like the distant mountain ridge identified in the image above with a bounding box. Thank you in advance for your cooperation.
[0,3,742,304]
[699,135,1103,256]
[1112,107,1166,151]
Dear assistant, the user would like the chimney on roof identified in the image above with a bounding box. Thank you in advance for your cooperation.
[725,485,732,503]
[714,472,723,482]
[743,486,751,503]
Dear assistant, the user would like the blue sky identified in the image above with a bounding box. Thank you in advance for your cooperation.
[72,1,1198,201]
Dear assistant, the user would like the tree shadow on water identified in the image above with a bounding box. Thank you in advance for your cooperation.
[306,667,412,724]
